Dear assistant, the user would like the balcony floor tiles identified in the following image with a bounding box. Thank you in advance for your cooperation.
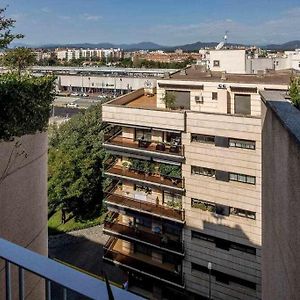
[106,192,184,222]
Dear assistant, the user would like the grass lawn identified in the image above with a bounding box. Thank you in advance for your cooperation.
[48,209,106,235]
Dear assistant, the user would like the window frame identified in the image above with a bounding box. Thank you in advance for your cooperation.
[191,133,215,144]
[191,166,216,177]
[229,172,256,185]
[229,138,256,150]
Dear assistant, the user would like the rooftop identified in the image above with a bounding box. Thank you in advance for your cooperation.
[168,67,297,85]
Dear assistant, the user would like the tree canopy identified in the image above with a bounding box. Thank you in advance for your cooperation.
[0,7,23,49]
[48,105,108,220]
[1,47,36,74]
[289,77,300,109]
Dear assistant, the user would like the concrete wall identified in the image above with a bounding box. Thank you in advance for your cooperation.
[261,100,300,300]
[0,132,48,300]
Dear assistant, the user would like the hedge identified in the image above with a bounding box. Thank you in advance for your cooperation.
[0,73,56,140]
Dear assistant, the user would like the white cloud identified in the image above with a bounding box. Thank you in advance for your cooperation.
[81,13,102,21]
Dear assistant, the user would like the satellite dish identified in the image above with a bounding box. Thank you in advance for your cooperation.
[215,31,229,50]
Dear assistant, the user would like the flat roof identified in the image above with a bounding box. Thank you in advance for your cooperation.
[168,67,297,85]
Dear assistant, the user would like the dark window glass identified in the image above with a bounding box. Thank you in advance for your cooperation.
[213,60,220,67]
[167,90,190,109]
[230,173,256,185]
[215,170,229,182]
[230,208,256,220]
[135,244,152,256]
[212,92,218,100]
[229,138,256,150]
[215,136,229,147]
[191,166,216,177]
[234,94,251,115]
[215,204,230,216]
[191,134,215,144]
[135,128,151,141]
[135,216,152,228]
[191,230,215,242]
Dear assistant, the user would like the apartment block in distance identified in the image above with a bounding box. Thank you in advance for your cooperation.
[102,65,291,299]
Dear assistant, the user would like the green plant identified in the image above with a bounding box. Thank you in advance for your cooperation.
[161,92,176,109]
[144,161,154,174]
[0,73,56,141]
[122,161,129,169]
[159,163,181,178]
[289,77,300,109]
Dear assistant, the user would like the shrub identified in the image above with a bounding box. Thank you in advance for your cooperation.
[0,73,56,140]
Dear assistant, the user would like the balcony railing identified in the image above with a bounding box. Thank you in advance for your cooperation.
[105,191,185,223]
[0,237,143,300]
[104,218,184,255]
[103,238,184,288]
[103,133,184,162]
[104,164,184,193]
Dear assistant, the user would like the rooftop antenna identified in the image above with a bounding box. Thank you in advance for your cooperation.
[215,31,228,50]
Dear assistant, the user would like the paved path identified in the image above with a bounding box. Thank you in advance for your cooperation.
[49,225,127,299]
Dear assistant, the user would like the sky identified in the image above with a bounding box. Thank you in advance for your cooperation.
[2,0,300,46]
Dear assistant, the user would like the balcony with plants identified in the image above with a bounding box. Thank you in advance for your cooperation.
[104,157,184,193]
[103,127,184,163]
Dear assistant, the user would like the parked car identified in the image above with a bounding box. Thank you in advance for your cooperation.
[66,102,79,108]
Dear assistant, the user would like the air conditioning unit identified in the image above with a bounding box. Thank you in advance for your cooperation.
[195,95,204,103]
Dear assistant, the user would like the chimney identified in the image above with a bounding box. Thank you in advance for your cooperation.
[221,71,227,80]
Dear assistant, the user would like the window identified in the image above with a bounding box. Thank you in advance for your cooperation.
[135,244,152,256]
[164,192,182,209]
[191,198,215,212]
[191,134,215,144]
[165,132,181,145]
[191,230,256,255]
[212,92,218,100]
[229,138,255,150]
[213,60,220,67]
[230,208,256,220]
[215,204,230,216]
[135,128,151,141]
[230,173,256,185]
[167,90,191,109]
[135,216,151,228]
[234,94,251,115]
[191,166,216,177]
[191,262,256,290]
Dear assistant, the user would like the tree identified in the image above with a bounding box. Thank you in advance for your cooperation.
[289,77,300,109]
[161,92,176,109]
[0,7,24,49]
[1,47,36,74]
[48,105,108,220]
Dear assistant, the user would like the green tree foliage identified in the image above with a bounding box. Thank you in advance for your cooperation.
[161,92,176,109]
[289,77,300,109]
[0,73,56,140]
[48,105,108,220]
[0,7,24,49]
[1,47,36,74]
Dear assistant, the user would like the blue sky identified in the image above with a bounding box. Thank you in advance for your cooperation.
[2,0,300,46]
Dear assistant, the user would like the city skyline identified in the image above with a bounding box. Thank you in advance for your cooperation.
[4,0,300,46]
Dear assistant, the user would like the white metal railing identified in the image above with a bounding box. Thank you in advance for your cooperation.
[0,237,144,300]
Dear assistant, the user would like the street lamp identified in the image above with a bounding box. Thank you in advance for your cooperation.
[208,262,212,300]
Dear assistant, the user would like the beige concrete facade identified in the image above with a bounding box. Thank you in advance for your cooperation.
[102,68,291,299]
[0,132,48,300]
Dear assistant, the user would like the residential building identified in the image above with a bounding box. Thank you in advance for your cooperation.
[102,66,293,299]
[260,91,300,300]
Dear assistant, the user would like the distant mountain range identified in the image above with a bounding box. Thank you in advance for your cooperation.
[13,40,300,51]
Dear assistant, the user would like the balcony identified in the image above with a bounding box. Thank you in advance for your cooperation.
[104,164,185,194]
[0,237,143,300]
[103,238,184,288]
[104,216,184,255]
[105,191,185,223]
[103,133,184,163]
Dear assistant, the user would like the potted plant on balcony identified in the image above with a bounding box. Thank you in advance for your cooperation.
[143,161,154,177]
[161,92,176,110]
[122,161,129,172]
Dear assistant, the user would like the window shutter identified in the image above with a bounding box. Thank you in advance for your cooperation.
[216,170,229,182]
[215,136,229,147]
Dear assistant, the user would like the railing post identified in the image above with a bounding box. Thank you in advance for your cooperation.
[45,280,51,300]
[5,261,12,300]
[18,267,24,300]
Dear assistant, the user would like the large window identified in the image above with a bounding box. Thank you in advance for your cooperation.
[229,172,256,185]
[166,90,191,109]
[230,208,256,220]
[234,94,251,115]
[191,230,256,255]
[191,262,256,290]
[191,134,215,144]
[229,138,255,150]
[135,128,151,141]
[191,166,216,177]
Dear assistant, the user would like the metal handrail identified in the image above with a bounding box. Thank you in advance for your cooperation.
[0,238,143,300]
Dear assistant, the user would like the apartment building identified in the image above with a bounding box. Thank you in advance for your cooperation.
[101,66,291,299]
[55,48,124,61]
